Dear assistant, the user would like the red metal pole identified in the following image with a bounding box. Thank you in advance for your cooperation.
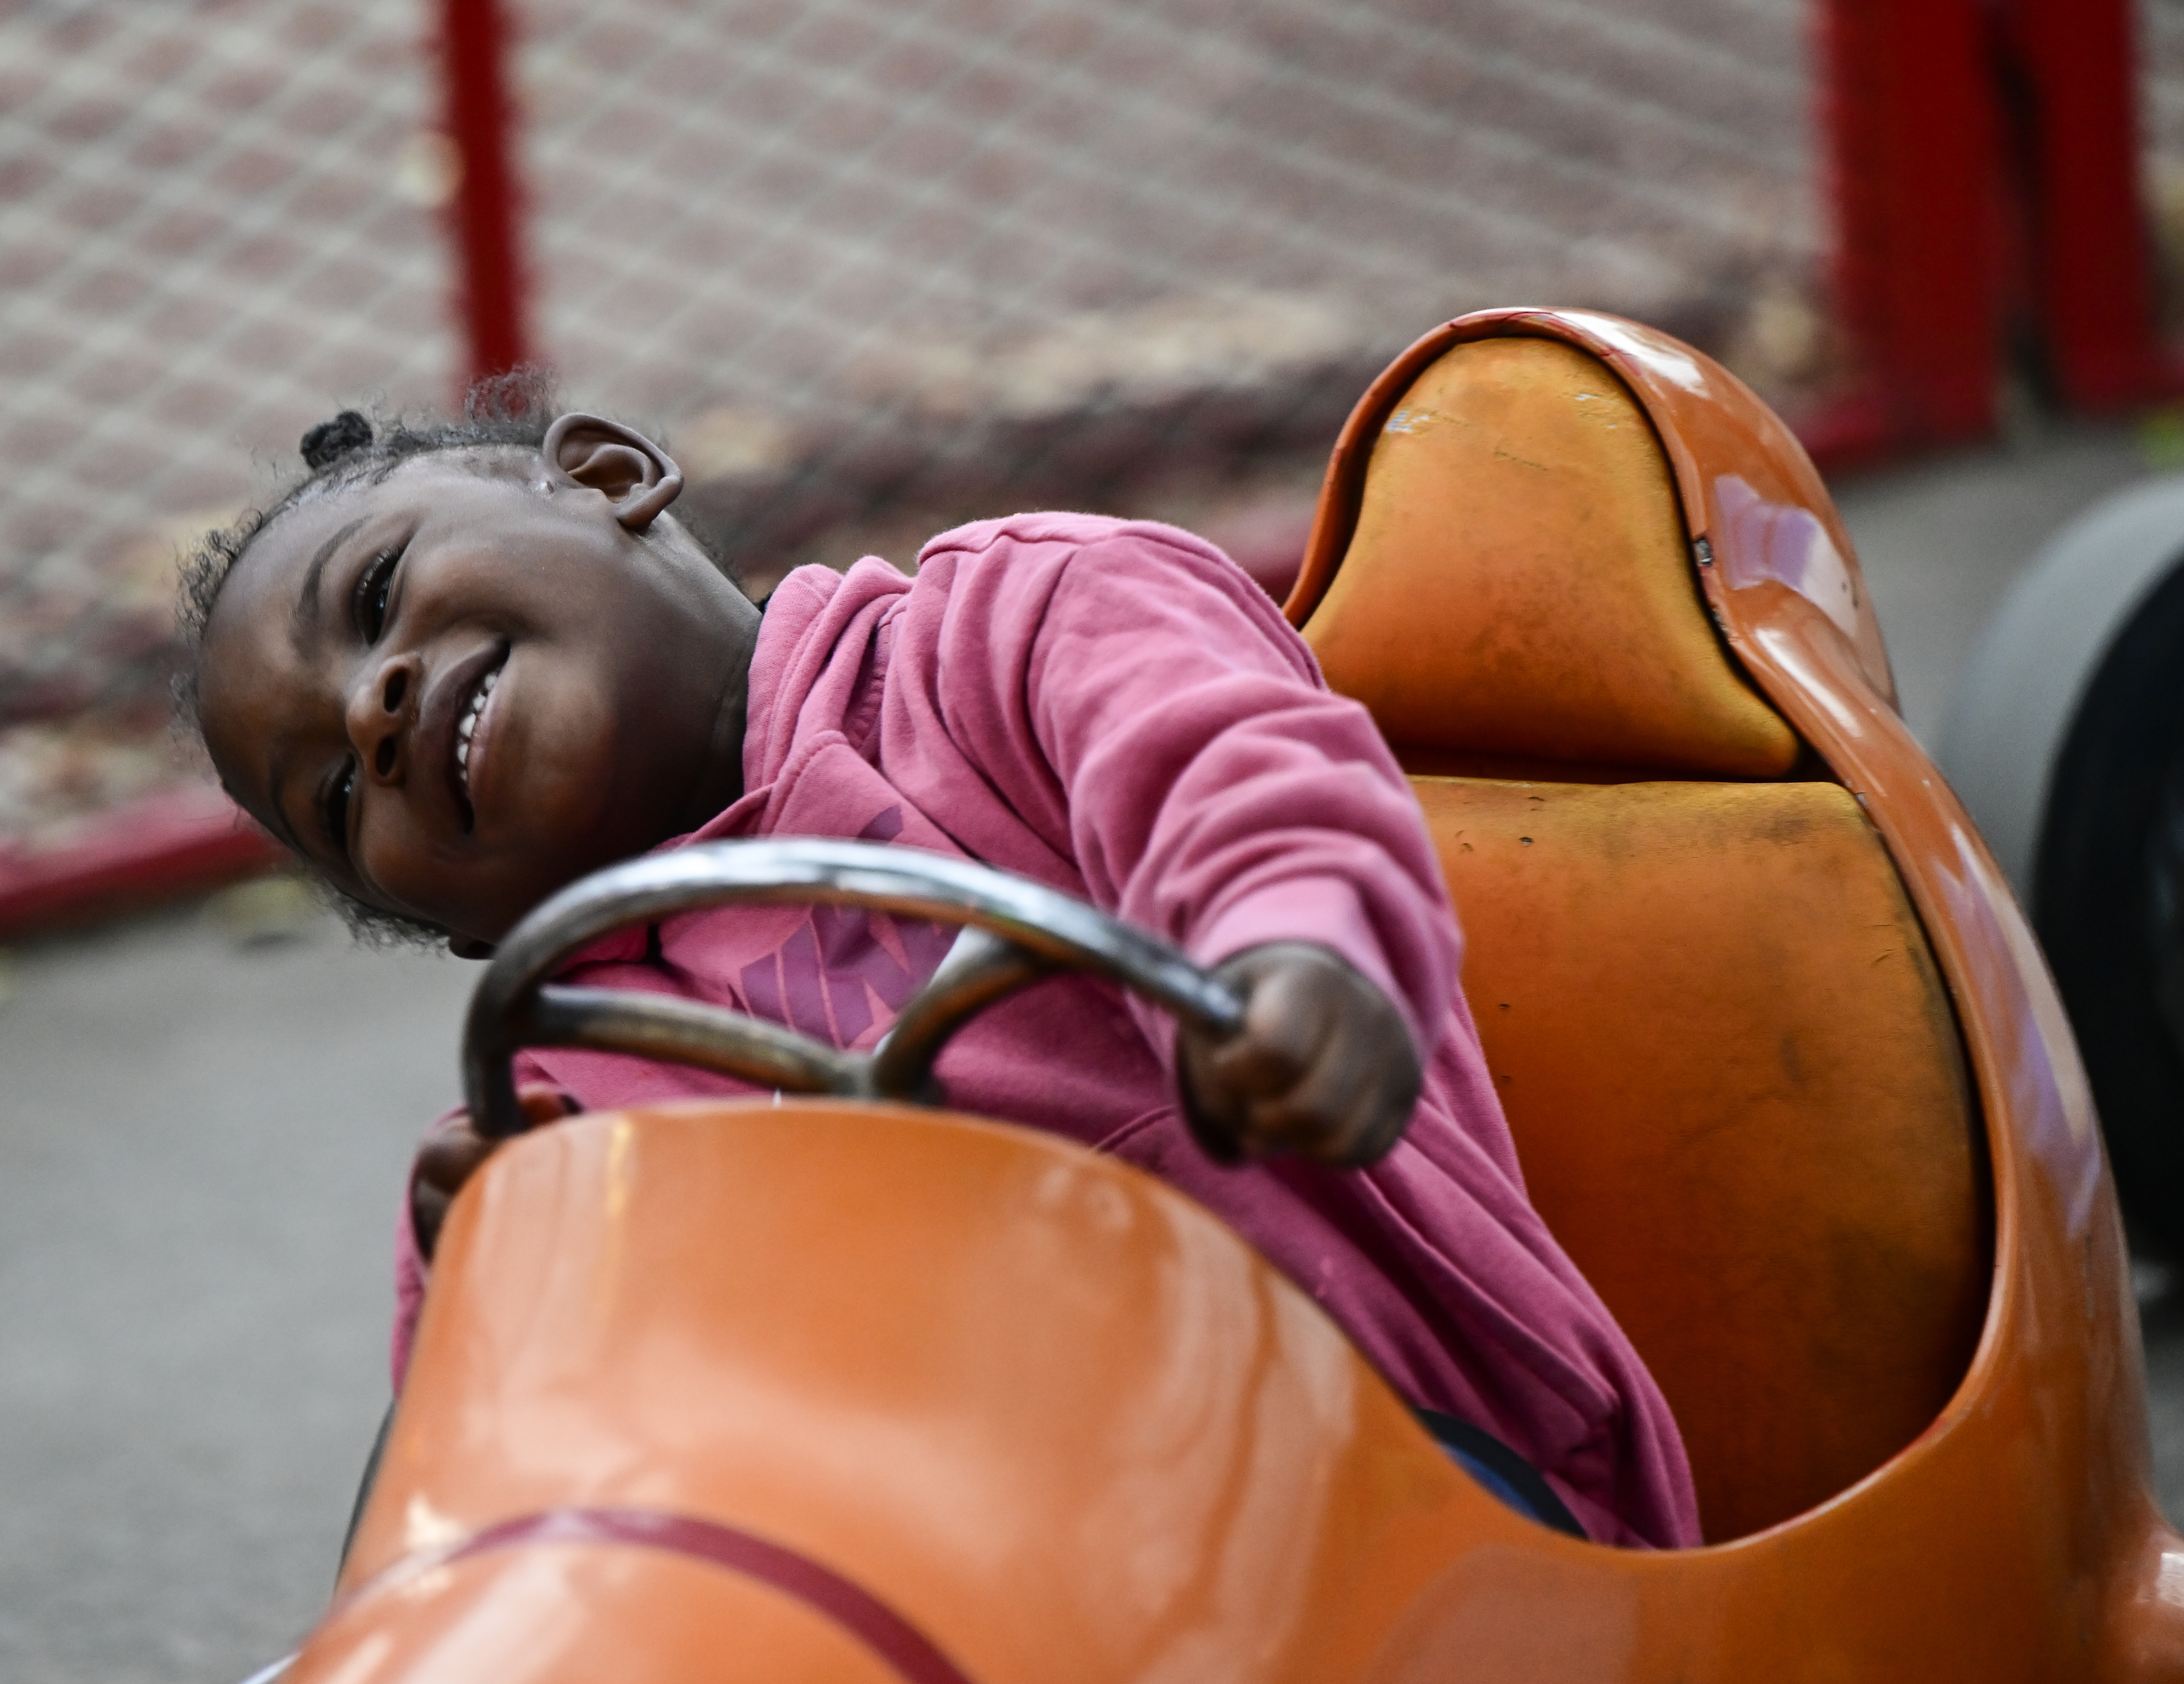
[440,0,530,391]
[1812,0,2170,463]
[2001,0,2167,412]
[1817,0,2005,450]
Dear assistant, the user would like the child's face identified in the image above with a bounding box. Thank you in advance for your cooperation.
[198,447,758,947]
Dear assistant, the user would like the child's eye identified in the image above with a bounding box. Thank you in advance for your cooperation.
[352,544,405,642]
[321,758,357,853]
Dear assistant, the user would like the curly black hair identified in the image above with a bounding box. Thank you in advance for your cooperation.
[174,369,559,949]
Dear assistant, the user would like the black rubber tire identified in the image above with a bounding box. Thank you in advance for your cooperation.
[2035,555,2184,1252]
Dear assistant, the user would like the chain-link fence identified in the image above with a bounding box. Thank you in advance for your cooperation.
[4,0,2179,855]
[516,0,1818,582]
[0,2,446,844]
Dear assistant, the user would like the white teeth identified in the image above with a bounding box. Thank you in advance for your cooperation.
[456,666,497,795]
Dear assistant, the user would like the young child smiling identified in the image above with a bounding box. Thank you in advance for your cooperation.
[180,396,1700,1549]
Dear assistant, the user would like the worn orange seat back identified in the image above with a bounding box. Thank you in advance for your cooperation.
[1293,334,1989,1541]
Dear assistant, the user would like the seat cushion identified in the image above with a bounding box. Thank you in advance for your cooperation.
[1304,338,1800,777]
[1418,774,1988,1540]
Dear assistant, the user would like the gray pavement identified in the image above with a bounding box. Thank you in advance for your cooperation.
[1,424,2182,1680]
[1835,418,2161,749]
[0,904,472,1684]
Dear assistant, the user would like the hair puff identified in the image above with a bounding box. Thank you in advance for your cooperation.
[299,410,373,471]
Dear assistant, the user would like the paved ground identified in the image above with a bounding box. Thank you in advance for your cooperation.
[0,422,2181,1680]
[0,904,470,1684]
[1835,418,2161,747]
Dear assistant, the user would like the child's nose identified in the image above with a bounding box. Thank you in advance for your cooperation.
[349,654,420,785]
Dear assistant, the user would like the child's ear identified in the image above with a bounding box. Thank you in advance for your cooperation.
[449,934,496,961]
[541,413,684,534]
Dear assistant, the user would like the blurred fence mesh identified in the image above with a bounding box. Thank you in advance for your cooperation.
[6,0,2175,848]
[518,0,1820,589]
[0,1,446,839]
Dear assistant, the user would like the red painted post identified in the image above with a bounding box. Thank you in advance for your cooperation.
[1817,0,2005,450]
[439,0,530,390]
[2001,0,2167,411]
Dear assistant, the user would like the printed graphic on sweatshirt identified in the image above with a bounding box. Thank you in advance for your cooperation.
[736,806,958,1049]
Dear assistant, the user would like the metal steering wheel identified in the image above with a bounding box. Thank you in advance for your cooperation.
[462,839,1246,1140]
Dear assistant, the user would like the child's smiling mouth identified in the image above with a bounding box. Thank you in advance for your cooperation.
[428,641,509,836]
[455,665,498,792]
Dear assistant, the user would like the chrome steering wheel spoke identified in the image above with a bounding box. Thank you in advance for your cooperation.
[463,839,1244,1139]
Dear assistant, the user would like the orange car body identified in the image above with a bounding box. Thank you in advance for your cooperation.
[290,311,2184,1681]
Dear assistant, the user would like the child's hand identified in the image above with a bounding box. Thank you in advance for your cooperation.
[1176,942,1422,1168]
[410,1086,579,1261]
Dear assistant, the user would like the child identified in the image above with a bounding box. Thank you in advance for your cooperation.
[179,395,1701,1550]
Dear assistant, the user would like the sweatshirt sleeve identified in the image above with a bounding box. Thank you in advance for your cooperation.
[917,515,1458,1055]
[391,1169,429,1391]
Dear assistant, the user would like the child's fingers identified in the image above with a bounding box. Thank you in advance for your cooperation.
[410,1087,578,1259]
[411,1122,495,1260]
[1177,942,1421,1166]
[1207,944,1340,1086]
[1228,946,1418,1164]
[516,1084,582,1129]
[1176,946,1330,1158]
[1240,1027,1415,1165]
[1207,1033,1303,1098]
[414,1120,496,1196]
[410,1180,456,1263]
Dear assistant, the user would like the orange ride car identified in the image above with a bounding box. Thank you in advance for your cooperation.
[279,310,2184,1682]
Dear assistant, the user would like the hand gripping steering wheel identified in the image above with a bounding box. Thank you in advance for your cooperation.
[462,839,1247,1140]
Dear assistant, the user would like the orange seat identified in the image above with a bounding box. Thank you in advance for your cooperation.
[1293,334,1988,1540]
[1304,337,1801,780]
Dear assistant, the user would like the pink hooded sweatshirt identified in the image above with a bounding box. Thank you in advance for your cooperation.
[393,512,1700,1549]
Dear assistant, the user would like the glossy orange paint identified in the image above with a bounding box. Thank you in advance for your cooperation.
[286,312,2184,1681]
[1291,309,2184,1677]
[301,1532,911,1682]
[316,1103,1549,1683]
